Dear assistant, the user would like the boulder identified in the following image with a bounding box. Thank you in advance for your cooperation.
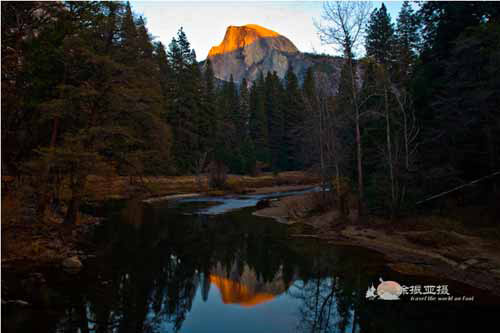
[7,300,30,307]
[62,256,82,271]
[255,199,271,209]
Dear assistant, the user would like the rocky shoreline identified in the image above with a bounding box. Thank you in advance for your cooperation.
[254,193,500,297]
[2,217,100,268]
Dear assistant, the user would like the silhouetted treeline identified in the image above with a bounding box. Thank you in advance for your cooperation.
[2,1,500,220]
[312,1,500,217]
[1,1,312,180]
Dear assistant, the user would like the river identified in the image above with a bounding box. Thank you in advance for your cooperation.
[2,191,499,332]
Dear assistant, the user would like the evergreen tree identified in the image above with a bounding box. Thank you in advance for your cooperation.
[249,72,269,166]
[119,1,138,63]
[301,67,319,168]
[202,58,218,153]
[303,67,317,106]
[284,65,305,170]
[365,3,395,65]
[167,28,202,172]
[225,75,242,171]
[415,1,500,193]
[154,41,171,107]
[136,16,153,59]
[238,78,251,139]
[33,1,170,222]
[238,78,256,173]
[394,1,420,84]
[265,72,286,170]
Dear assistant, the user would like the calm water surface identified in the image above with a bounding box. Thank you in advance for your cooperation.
[2,193,499,332]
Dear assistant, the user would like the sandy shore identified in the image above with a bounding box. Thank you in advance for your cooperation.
[142,193,201,203]
[142,184,318,204]
[246,184,317,195]
[254,193,500,296]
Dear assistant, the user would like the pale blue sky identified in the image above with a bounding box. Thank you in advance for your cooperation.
[131,1,408,60]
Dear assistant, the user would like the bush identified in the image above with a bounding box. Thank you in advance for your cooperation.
[225,178,246,194]
[309,191,336,214]
[207,160,228,189]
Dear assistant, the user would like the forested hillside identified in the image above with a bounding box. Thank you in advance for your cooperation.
[2,1,499,225]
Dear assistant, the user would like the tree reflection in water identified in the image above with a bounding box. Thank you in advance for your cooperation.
[290,274,362,333]
[286,238,366,333]
[48,200,353,333]
[5,199,497,333]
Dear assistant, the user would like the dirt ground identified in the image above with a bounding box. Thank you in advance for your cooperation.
[1,215,101,269]
[254,193,500,296]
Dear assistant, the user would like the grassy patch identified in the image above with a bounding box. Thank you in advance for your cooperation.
[83,171,319,200]
[411,215,500,241]
[288,223,316,235]
[405,230,466,248]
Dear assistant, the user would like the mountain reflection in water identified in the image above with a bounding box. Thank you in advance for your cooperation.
[3,198,498,333]
[209,262,290,307]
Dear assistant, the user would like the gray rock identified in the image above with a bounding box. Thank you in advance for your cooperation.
[22,272,46,290]
[256,199,271,209]
[207,24,345,88]
[5,299,30,307]
[62,256,83,271]
[464,258,479,266]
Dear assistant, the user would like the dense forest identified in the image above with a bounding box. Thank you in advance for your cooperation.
[2,1,499,224]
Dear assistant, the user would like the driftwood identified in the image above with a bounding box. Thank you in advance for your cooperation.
[416,171,500,205]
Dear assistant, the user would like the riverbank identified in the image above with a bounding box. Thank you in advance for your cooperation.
[1,215,101,270]
[1,172,319,268]
[85,171,319,200]
[254,193,500,296]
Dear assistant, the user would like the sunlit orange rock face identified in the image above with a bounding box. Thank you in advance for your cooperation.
[206,24,346,93]
[208,24,283,57]
[208,262,290,307]
[207,24,301,83]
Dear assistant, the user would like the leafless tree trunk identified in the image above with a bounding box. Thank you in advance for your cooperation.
[384,82,396,217]
[315,1,372,219]
[195,151,209,192]
[318,95,326,196]
[391,85,419,174]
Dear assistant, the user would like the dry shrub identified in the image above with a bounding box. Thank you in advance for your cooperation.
[225,178,246,194]
[1,192,20,225]
[274,174,289,186]
[254,161,270,176]
[287,223,316,235]
[285,200,304,219]
[1,177,34,225]
[331,176,350,195]
[298,173,321,185]
[206,190,226,196]
[207,161,228,189]
[309,191,336,214]
[285,193,333,219]
[275,172,320,186]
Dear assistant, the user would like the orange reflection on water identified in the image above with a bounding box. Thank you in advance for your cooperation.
[209,275,276,307]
